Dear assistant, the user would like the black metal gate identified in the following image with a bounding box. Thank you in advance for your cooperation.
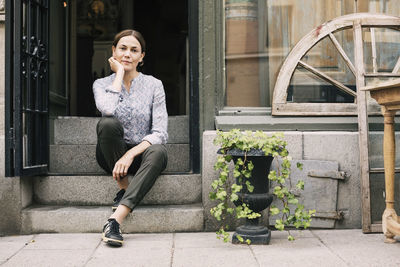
[5,0,49,176]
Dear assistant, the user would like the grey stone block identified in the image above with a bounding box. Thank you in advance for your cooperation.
[166,115,189,144]
[202,131,303,231]
[0,165,23,234]
[49,143,190,173]
[0,135,4,177]
[49,144,103,174]
[21,204,204,233]
[33,174,201,205]
[54,117,99,145]
[304,132,360,229]
[53,116,189,145]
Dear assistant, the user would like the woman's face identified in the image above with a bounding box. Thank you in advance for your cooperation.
[112,35,144,73]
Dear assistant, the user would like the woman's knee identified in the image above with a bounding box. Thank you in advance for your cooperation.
[97,117,124,138]
[144,144,168,168]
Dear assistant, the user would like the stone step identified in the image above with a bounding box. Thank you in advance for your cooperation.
[52,116,189,145]
[21,204,204,234]
[49,144,190,174]
[33,174,202,206]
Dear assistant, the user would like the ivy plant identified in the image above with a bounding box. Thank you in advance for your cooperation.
[210,129,315,243]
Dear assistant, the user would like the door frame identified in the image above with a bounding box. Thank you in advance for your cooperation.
[5,0,50,177]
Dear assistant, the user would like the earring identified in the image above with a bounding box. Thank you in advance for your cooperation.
[139,60,144,67]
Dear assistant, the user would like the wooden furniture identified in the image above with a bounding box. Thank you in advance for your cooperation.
[362,78,400,243]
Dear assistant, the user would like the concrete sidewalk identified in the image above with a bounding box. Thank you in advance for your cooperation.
[0,230,399,267]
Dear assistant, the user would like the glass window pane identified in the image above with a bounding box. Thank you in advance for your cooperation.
[224,0,400,108]
[370,172,400,223]
[363,28,400,74]
[288,34,356,103]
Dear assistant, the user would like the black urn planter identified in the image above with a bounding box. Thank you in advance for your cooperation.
[219,148,274,245]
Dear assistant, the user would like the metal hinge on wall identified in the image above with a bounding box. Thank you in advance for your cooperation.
[308,170,349,180]
[314,211,345,221]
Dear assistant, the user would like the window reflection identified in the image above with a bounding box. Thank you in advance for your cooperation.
[224,0,400,107]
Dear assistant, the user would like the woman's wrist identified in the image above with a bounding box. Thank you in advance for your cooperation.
[111,69,124,92]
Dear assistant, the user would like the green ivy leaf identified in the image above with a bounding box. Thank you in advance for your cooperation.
[231,184,242,193]
[209,192,217,200]
[248,161,254,171]
[275,219,285,231]
[288,235,295,241]
[296,162,303,171]
[230,193,239,202]
[245,181,254,192]
[296,180,305,190]
[211,180,219,190]
[269,206,280,216]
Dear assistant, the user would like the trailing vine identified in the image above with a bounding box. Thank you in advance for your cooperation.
[210,129,315,242]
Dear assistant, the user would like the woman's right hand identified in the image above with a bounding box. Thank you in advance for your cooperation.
[108,57,124,74]
[113,152,134,181]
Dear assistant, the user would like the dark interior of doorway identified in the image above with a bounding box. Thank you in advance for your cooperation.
[74,0,188,117]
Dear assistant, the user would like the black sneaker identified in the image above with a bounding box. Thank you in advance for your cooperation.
[102,218,123,247]
[112,189,126,211]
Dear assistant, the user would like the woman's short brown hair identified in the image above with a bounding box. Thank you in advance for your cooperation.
[113,29,146,53]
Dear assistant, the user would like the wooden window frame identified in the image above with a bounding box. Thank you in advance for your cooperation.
[272,13,400,116]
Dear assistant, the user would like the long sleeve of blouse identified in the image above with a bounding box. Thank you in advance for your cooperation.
[93,73,168,145]
[142,82,168,145]
[93,77,121,116]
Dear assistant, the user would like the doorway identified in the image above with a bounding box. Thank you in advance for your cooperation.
[50,0,189,117]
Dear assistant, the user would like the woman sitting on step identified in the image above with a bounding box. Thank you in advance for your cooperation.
[93,29,168,247]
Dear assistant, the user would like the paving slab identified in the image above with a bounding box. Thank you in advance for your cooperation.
[22,233,100,250]
[174,232,237,248]
[251,234,346,267]
[2,249,93,267]
[85,237,173,266]
[312,229,400,266]
[0,235,33,262]
[2,230,400,267]
[172,246,258,267]
[87,241,172,267]
[119,233,173,248]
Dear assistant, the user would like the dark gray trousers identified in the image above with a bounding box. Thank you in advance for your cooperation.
[96,117,168,211]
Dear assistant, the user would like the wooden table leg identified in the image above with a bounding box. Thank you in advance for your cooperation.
[381,107,399,243]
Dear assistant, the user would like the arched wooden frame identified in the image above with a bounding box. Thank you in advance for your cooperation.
[272,13,400,116]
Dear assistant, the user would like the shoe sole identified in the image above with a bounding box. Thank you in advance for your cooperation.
[102,233,123,247]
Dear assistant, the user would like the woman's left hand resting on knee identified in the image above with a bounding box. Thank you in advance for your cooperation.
[113,141,152,180]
